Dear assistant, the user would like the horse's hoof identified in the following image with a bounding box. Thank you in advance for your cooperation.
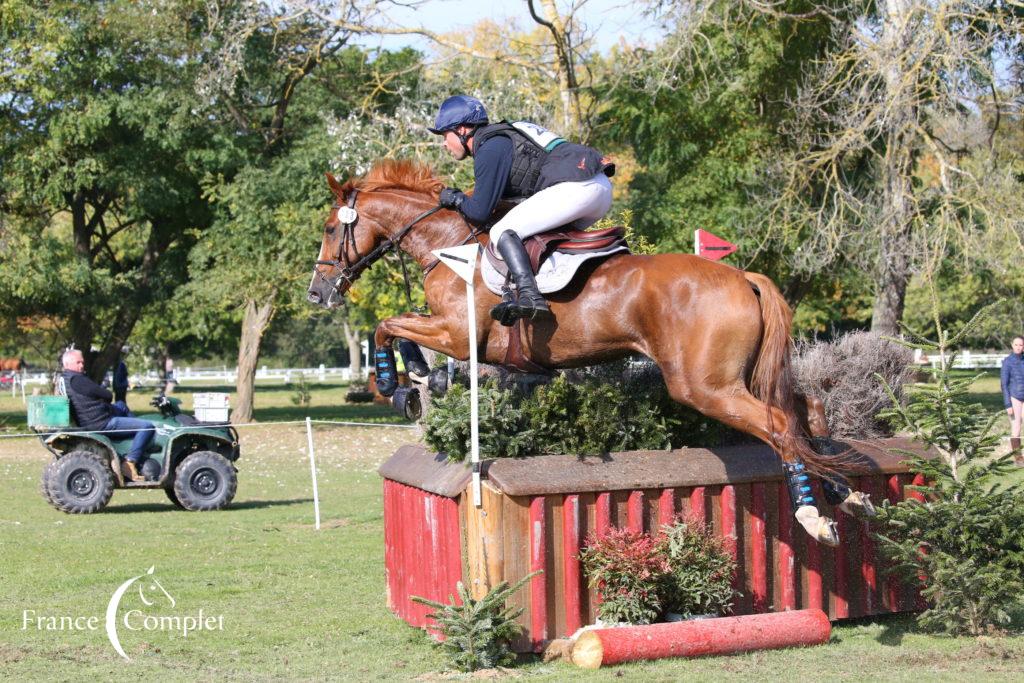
[839,491,877,518]
[795,506,840,546]
[375,374,397,397]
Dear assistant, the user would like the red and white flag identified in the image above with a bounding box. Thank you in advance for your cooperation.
[694,229,737,261]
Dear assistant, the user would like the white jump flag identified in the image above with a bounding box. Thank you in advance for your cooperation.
[431,243,483,507]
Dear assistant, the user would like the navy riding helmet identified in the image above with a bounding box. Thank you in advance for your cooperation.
[428,95,489,134]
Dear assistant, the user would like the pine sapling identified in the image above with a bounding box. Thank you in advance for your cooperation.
[876,296,1024,635]
[412,571,538,672]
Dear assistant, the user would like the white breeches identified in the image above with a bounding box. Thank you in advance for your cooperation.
[488,173,613,244]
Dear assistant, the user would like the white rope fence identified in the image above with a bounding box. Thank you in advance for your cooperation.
[1,417,419,530]
[0,418,417,439]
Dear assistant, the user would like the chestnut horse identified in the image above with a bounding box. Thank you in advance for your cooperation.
[307,160,874,546]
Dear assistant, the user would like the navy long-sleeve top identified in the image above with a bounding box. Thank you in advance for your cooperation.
[457,135,513,225]
[1001,352,1024,408]
[62,370,115,430]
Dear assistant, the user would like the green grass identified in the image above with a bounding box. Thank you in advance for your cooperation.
[2,380,1023,680]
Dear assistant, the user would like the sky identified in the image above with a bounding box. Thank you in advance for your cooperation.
[352,0,665,54]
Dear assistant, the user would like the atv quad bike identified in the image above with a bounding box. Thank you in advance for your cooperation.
[32,395,240,514]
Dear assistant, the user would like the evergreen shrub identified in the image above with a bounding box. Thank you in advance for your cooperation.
[423,360,740,461]
[877,302,1024,635]
[411,573,536,672]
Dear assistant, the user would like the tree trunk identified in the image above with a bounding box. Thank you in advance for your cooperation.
[870,248,911,335]
[90,229,163,381]
[871,0,916,336]
[531,0,583,136]
[233,295,276,423]
[342,318,362,379]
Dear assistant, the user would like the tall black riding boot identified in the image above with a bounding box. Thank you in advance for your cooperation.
[489,232,552,323]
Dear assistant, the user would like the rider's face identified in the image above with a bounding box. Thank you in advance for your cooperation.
[442,129,468,160]
[1013,338,1024,354]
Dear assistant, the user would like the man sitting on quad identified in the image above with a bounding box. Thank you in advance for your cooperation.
[61,349,154,482]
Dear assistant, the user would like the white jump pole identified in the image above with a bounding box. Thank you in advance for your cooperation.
[305,416,321,530]
[432,243,482,506]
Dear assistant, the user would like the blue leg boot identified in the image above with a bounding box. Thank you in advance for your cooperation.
[374,346,398,397]
[784,461,839,546]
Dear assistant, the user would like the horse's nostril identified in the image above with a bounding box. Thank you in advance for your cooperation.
[307,291,321,304]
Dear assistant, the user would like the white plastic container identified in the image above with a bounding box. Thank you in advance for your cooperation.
[193,393,230,422]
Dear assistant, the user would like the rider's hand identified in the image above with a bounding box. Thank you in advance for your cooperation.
[439,187,465,211]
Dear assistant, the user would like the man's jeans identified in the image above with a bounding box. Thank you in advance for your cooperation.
[104,409,155,463]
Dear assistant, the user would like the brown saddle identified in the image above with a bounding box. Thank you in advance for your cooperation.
[485,226,628,279]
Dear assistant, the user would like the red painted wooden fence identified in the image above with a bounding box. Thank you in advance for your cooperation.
[378,438,932,651]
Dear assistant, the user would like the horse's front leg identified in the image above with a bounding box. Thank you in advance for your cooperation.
[372,313,464,397]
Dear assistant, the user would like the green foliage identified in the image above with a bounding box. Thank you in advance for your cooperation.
[579,528,670,625]
[660,517,737,618]
[877,297,1024,635]
[0,0,217,370]
[422,381,532,460]
[289,374,312,410]
[523,375,675,455]
[411,573,537,673]
[423,363,743,461]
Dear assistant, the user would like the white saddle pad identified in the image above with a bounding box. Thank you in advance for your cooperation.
[480,244,630,296]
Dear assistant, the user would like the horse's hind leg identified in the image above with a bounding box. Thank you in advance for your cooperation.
[662,376,840,546]
[797,391,876,519]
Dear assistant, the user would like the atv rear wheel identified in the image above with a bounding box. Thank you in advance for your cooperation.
[40,459,58,506]
[45,451,114,514]
[173,451,237,511]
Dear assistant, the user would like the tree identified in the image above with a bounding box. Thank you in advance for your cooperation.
[0,0,217,378]
[191,1,420,421]
[628,1,1024,335]
[330,0,603,138]
[601,1,846,315]
[759,0,1024,333]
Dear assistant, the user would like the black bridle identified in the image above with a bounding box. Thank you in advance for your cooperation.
[313,188,443,306]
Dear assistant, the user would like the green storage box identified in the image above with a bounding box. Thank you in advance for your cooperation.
[28,396,71,428]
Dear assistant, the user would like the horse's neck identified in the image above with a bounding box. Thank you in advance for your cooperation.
[384,191,476,267]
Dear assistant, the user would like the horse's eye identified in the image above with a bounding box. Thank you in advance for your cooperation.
[325,226,335,235]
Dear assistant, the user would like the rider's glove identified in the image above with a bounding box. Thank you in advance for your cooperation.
[439,187,465,211]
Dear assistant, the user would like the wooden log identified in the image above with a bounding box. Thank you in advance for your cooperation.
[571,609,831,669]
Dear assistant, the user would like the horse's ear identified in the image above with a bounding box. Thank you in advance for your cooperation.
[326,172,345,198]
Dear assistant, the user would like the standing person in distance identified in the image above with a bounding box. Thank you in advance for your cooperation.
[1000,335,1024,467]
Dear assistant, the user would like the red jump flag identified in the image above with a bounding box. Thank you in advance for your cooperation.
[694,229,737,261]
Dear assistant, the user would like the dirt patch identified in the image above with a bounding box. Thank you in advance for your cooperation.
[415,667,521,680]
[0,644,30,664]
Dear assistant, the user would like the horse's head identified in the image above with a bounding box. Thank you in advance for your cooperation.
[307,172,385,308]
[307,161,450,309]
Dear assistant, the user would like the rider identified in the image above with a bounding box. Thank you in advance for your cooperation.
[61,349,154,481]
[429,95,615,322]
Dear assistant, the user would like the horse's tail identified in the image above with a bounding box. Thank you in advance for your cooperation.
[744,272,842,478]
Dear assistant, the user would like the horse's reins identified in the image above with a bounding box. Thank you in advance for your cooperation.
[314,188,447,307]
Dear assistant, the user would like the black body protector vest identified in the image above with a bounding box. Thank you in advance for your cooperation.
[473,121,614,199]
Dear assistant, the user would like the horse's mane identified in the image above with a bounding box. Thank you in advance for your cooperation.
[352,159,444,197]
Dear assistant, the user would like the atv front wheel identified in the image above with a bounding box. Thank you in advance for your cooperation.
[45,451,114,514]
[164,486,185,509]
[173,451,237,511]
